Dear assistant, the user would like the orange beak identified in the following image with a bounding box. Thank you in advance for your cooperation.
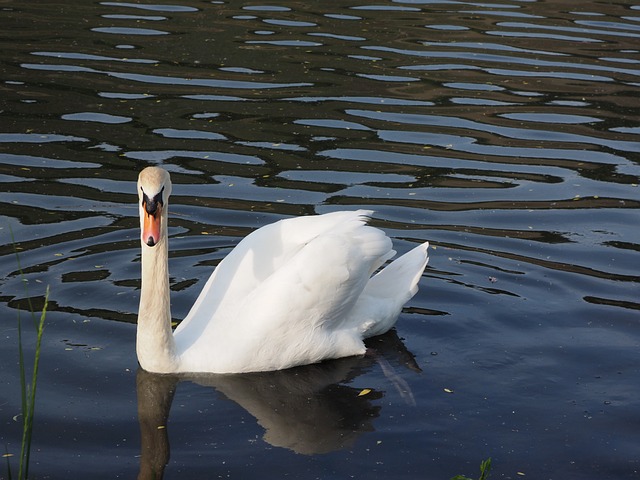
[142,205,162,247]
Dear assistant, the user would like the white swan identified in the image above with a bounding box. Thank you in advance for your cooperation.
[136,166,429,374]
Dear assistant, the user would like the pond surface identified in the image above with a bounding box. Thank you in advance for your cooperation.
[1,0,639,478]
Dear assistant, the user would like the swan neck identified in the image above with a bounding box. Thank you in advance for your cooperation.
[137,238,177,373]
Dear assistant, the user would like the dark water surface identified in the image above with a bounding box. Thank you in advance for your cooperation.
[1,0,639,478]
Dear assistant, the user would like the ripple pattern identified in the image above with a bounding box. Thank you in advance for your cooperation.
[1,0,639,478]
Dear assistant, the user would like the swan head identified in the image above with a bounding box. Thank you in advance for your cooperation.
[137,167,172,248]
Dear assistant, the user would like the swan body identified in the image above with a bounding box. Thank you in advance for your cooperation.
[136,167,429,374]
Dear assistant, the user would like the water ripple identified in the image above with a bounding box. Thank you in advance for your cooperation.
[100,2,199,12]
[31,51,158,64]
[496,21,640,39]
[347,109,640,154]
[62,112,132,124]
[1,1,640,477]
[20,63,313,89]
[92,27,170,36]
[367,46,640,78]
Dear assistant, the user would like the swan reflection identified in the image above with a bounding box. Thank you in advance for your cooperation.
[136,330,420,479]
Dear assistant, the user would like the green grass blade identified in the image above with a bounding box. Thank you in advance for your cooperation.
[22,287,48,479]
[479,457,492,480]
[451,457,492,480]
[10,226,48,480]
[17,309,27,480]
[4,445,13,480]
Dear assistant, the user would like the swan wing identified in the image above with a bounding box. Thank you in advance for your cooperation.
[349,241,430,338]
[175,210,398,372]
[175,210,378,333]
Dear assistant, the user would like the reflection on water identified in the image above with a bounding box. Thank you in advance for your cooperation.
[137,331,417,479]
[137,370,174,480]
[1,0,639,478]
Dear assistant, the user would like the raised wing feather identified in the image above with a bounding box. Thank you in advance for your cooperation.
[174,210,396,371]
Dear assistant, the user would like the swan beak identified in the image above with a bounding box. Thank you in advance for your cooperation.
[142,204,162,247]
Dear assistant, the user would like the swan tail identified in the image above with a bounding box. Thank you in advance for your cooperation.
[356,242,430,338]
[370,241,430,299]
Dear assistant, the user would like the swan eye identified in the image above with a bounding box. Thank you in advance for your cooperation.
[141,186,164,215]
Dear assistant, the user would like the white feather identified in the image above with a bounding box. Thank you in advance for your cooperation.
[136,167,430,374]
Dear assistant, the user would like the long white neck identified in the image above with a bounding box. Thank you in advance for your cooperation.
[137,234,178,373]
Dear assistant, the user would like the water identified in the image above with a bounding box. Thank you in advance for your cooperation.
[1,0,639,478]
